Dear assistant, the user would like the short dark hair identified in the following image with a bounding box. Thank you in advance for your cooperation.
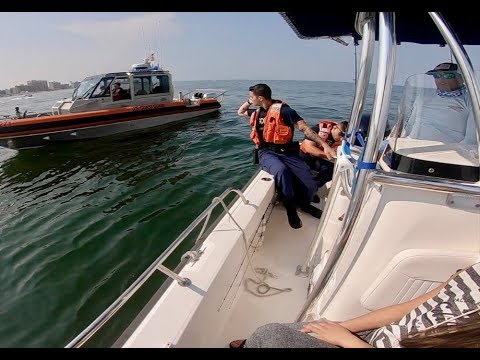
[338,121,348,132]
[249,83,272,100]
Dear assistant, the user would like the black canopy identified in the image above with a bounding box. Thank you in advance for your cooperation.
[281,12,480,46]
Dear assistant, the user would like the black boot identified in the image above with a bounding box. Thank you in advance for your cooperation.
[283,199,302,229]
[300,203,323,219]
[312,194,320,203]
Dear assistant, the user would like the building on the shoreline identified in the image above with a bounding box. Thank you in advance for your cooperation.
[1,79,76,95]
[48,81,71,91]
[27,80,48,92]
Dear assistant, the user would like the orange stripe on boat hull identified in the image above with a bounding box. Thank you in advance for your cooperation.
[0,100,220,138]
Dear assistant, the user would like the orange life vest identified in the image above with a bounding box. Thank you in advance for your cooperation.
[300,120,343,154]
[249,101,293,146]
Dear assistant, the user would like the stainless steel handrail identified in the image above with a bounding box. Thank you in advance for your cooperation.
[371,171,480,195]
[348,12,376,145]
[65,187,247,348]
[298,12,480,322]
[296,12,397,322]
[299,13,376,279]
[181,88,227,101]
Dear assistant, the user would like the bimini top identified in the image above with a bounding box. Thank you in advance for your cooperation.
[280,12,480,45]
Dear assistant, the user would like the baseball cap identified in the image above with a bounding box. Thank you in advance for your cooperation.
[426,62,458,75]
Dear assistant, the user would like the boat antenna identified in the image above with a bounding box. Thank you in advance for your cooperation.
[159,44,163,69]
[353,37,359,86]
[142,25,148,59]
[156,19,163,69]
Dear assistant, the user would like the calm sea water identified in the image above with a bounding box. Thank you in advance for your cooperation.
[0,80,403,347]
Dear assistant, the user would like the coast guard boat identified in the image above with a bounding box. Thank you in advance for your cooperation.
[0,61,225,150]
[66,11,479,348]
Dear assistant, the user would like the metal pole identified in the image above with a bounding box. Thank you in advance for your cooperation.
[296,12,397,321]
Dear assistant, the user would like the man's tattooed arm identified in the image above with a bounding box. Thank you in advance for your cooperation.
[296,119,336,159]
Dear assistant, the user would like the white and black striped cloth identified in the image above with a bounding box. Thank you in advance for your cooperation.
[368,262,480,348]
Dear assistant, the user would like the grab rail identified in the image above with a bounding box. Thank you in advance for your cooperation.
[181,88,226,102]
[65,187,248,348]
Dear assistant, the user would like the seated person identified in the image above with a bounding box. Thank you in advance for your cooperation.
[230,262,480,348]
[112,82,129,101]
[299,120,348,189]
[14,106,22,118]
[98,85,110,97]
[136,88,148,95]
[407,62,470,143]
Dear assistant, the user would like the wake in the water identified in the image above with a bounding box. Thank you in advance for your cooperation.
[0,147,17,164]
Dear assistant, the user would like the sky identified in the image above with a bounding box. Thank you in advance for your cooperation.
[1,12,480,90]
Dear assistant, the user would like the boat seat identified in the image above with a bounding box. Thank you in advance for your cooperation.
[360,248,479,311]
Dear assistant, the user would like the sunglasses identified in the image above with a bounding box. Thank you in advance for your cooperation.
[432,73,457,79]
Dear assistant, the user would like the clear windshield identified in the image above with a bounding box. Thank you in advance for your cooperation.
[399,73,471,142]
[72,75,103,100]
[91,77,114,98]
[388,73,478,167]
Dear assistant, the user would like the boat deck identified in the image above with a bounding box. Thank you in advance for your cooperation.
[216,201,320,347]
[116,171,325,348]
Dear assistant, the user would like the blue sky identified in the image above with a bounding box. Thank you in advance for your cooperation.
[1,12,480,89]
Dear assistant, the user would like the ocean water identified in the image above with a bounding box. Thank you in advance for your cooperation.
[0,80,403,347]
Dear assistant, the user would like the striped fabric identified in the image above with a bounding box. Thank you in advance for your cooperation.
[368,262,480,348]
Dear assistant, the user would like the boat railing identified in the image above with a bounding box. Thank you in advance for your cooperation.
[181,88,226,102]
[0,111,51,120]
[65,187,248,348]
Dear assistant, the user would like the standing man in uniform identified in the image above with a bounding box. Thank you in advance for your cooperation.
[238,83,336,229]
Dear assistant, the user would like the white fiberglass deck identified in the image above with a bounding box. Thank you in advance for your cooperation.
[119,170,322,348]
[216,202,319,347]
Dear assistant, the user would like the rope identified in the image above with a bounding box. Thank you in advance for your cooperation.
[244,267,292,297]
[212,195,292,298]
[251,209,267,249]
[243,204,292,297]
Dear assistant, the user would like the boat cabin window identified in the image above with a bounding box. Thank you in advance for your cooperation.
[133,76,151,96]
[73,75,103,100]
[382,73,479,182]
[91,77,114,98]
[151,75,170,94]
[111,78,131,101]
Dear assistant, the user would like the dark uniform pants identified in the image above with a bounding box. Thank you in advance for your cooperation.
[300,153,335,189]
[259,149,317,205]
